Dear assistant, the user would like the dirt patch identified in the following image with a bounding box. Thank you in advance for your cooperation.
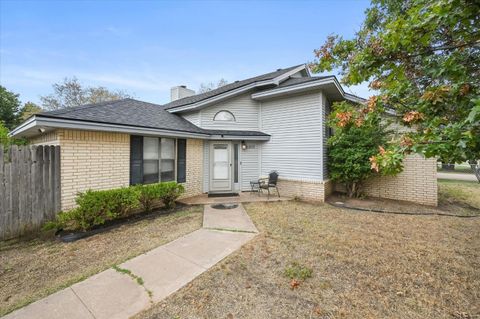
[136,201,480,319]
[0,205,203,316]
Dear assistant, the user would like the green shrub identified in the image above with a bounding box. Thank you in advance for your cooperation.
[136,182,185,211]
[44,182,184,232]
[158,182,185,209]
[136,183,163,212]
[328,101,400,197]
[46,187,140,231]
[284,262,313,281]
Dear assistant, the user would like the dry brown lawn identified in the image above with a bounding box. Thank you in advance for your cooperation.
[137,199,480,319]
[0,205,203,317]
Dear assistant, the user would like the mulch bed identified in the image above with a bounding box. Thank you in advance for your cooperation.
[327,192,480,218]
[56,203,191,242]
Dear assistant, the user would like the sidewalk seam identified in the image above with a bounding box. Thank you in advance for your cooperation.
[69,287,97,319]
[161,246,209,271]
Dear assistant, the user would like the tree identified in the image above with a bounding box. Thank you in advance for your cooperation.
[20,102,42,120]
[312,0,480,166]
[198,78,229,93]
[40,77,131,110]
[0,121,27,147]
[327,101,402,197]
[0,86,22,130]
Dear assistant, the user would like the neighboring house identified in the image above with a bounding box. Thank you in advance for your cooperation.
[10,64,437,209]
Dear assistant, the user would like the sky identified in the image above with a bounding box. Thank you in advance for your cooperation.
[0,0,371,106]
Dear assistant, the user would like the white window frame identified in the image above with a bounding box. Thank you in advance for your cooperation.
[213,110,236,122]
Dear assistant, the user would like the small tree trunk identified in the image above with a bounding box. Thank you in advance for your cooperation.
[346,182,363,198]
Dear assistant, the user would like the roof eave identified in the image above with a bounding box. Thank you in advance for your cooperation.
[208,134,270,141]
[250,77,367,105]
[166,65,308,113]
[10,115,210,139]
[250,77,341,100]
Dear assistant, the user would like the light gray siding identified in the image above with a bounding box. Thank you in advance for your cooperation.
[260,91,324,181]
[203,140,210,193]
[181,111,200,126]
[199,93,260,130]
[322,95,330,179]
[240,142,260,191]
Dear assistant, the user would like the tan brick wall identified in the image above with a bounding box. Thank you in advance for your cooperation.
[181,139,204,198]
[277,178,330,202]
[362,154,437,206]
[30,130,205,209]
[58,130,130,209]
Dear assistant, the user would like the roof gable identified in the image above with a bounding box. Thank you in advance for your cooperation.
[163,64,307,112]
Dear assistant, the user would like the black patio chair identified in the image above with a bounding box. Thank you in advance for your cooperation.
[259,171,280,199]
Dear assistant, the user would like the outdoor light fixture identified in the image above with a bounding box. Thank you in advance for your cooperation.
[241,140,247,150]
[38,128,46,133]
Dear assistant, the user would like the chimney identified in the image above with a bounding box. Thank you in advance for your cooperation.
[170,85,195,101]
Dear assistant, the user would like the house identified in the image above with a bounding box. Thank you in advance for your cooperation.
[10,64,437,209]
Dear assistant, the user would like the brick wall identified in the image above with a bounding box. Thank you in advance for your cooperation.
[181,139,204,198]
[362,154,437,206]
[58,130,130,209]
[277,178,331,201]
[30,130,205,209]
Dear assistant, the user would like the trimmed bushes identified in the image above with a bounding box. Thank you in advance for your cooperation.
[45,182,185,231]
[136,181,185,211]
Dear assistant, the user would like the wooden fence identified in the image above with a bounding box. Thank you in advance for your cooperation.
[0,145,61,240]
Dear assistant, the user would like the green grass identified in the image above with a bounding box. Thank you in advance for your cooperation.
[438,180,480,210]
[113,265,151,297]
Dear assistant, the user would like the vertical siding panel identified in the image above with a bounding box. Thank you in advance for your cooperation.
[240,142,259,191]
[260,91,323,181]
[181,112,200,126]
[195,93,260,130]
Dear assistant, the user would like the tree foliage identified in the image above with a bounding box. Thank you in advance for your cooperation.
[328,101,402,197]
[0,121,27,147]
[20,102,42,121]
[198,78,229,93]
[0,86,22,130]
[312,0,480,164]
[40,77,131,110]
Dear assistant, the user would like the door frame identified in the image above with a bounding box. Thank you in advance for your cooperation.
[208,141,241,193]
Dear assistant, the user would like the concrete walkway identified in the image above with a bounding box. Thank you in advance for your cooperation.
[3,204,257,319]
[438,172,478,182]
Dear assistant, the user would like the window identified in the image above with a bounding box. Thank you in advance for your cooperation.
[213,110,235,121]
[143,137,159,184]
[130,136,177,185]
[160,138,175,181]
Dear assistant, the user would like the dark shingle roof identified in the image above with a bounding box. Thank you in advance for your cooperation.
[162,65,304,110]
[37,99,270,137]
[39,99,209,134]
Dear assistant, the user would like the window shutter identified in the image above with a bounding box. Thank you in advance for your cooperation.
[177,139,186,183]
[130,136,143,185]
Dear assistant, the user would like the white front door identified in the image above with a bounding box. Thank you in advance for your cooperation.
[210,142,232,192]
